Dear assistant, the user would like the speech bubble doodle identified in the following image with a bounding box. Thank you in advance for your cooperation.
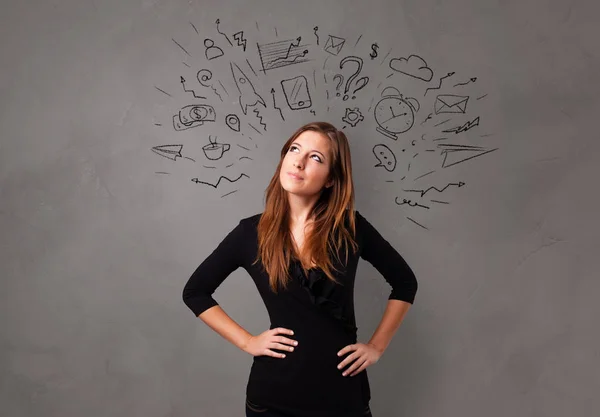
[373,144,397,172]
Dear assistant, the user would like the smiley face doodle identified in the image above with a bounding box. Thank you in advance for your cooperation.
[373,144,397,172]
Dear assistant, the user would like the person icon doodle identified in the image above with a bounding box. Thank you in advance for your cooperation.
[204,38,224,61]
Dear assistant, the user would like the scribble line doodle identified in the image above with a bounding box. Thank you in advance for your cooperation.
[407,217,429,230]
[374,87,420,140]
[380,48,392,66]
[421,113,433,125]
[323,35,345,56]
[173,104,216,131]
[370,43,379,60]
[154,86,172,97]
[404,182,465,198]
[151,144,183,161]
[434,94,469,114]
[180,76,206,99]
[414,170,435,180]
[190,22,199,35]
[342,108,364,127]
[271,88,285,121]
[476,94,488,100]
[373,144,397,172]
[395,198,430,209]
[245,58,258,77]
[434,119,451,127]
[354,34,363,47]
[215,19,233,46]
[183,62,191,68]
[197,69,222,101]
[313,69,317,89]
[337,56,369,101]
[253,108,267,130]
[233,31,247,51]
[239,156,253,161]
[231,62,266,115]
[155,171,170,175]
[313,26,320,45]
[257,37,310,72]
[237,144,251,151]
[438,144,498,168]
[281,75,312,110]
[172,38,191,57]
[221,190,238,198]
[226,114,241,132]
[425,72,455,96]
[204,38,224,60]
[442,116,480,134]
[191,173,249,188]
[430,200,449,204]
[389,55,433,81]
[218,80,229,96]
[247,124,263,136]
[202,135,230,160]
[453,77,477,87]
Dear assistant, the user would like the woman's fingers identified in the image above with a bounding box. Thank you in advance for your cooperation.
[270,342,295,352]
[265,348,287,358]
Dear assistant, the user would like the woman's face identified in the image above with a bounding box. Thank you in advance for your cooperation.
[279,130,334,197]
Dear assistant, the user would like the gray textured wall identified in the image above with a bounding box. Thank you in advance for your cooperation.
[1,0,599,416]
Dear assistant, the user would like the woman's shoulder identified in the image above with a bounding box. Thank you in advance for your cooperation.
[239,212,263,230]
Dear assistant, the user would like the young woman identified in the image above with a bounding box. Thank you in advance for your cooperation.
[183,121,418,417]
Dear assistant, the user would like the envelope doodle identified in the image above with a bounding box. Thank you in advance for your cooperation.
[434,94,469,115]
[324,35,345,56]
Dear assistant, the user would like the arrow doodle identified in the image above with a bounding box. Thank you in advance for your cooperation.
[404,181,465,198]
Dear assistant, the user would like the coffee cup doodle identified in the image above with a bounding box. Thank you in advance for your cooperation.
[202,136,230,160]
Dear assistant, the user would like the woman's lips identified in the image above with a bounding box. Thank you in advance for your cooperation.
[287,172,303,180]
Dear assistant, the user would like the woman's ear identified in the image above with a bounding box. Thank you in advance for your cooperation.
[325,179,334,188]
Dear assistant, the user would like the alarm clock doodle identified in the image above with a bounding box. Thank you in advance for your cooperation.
[373,87,420,140]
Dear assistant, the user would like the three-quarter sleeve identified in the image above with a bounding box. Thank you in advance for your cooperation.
[182,219,247,316]
[356,211,418,304]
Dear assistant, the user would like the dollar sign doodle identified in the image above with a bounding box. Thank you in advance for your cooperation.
[370,43,379,60]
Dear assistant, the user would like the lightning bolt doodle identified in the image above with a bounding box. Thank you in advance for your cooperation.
[442,117,480,134]
[233,31,247,51]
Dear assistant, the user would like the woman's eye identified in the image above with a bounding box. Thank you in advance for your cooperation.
[311,155,322,162]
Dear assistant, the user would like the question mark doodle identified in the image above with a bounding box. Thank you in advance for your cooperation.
[333,74,344,97]
[339,56,370,100]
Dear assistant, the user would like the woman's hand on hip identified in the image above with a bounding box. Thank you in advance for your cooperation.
[337,342,383,377]
[244,327,298,358]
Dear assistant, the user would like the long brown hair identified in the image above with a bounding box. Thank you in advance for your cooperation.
[254,121,358,292]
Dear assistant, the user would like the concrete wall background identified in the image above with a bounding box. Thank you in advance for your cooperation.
[1,0,599,416]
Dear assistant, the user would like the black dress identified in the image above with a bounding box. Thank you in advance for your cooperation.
[183,211,418,417]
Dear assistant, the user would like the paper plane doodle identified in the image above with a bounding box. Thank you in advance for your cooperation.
[151,144,183,161]
[438,144,498,168]
[434,95,469,114]
[324,35,345,56]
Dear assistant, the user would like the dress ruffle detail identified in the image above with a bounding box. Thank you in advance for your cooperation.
[290,260,357,333]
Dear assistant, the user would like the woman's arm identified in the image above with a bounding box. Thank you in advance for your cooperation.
[198,305,254,352]
[367,299,412,354]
